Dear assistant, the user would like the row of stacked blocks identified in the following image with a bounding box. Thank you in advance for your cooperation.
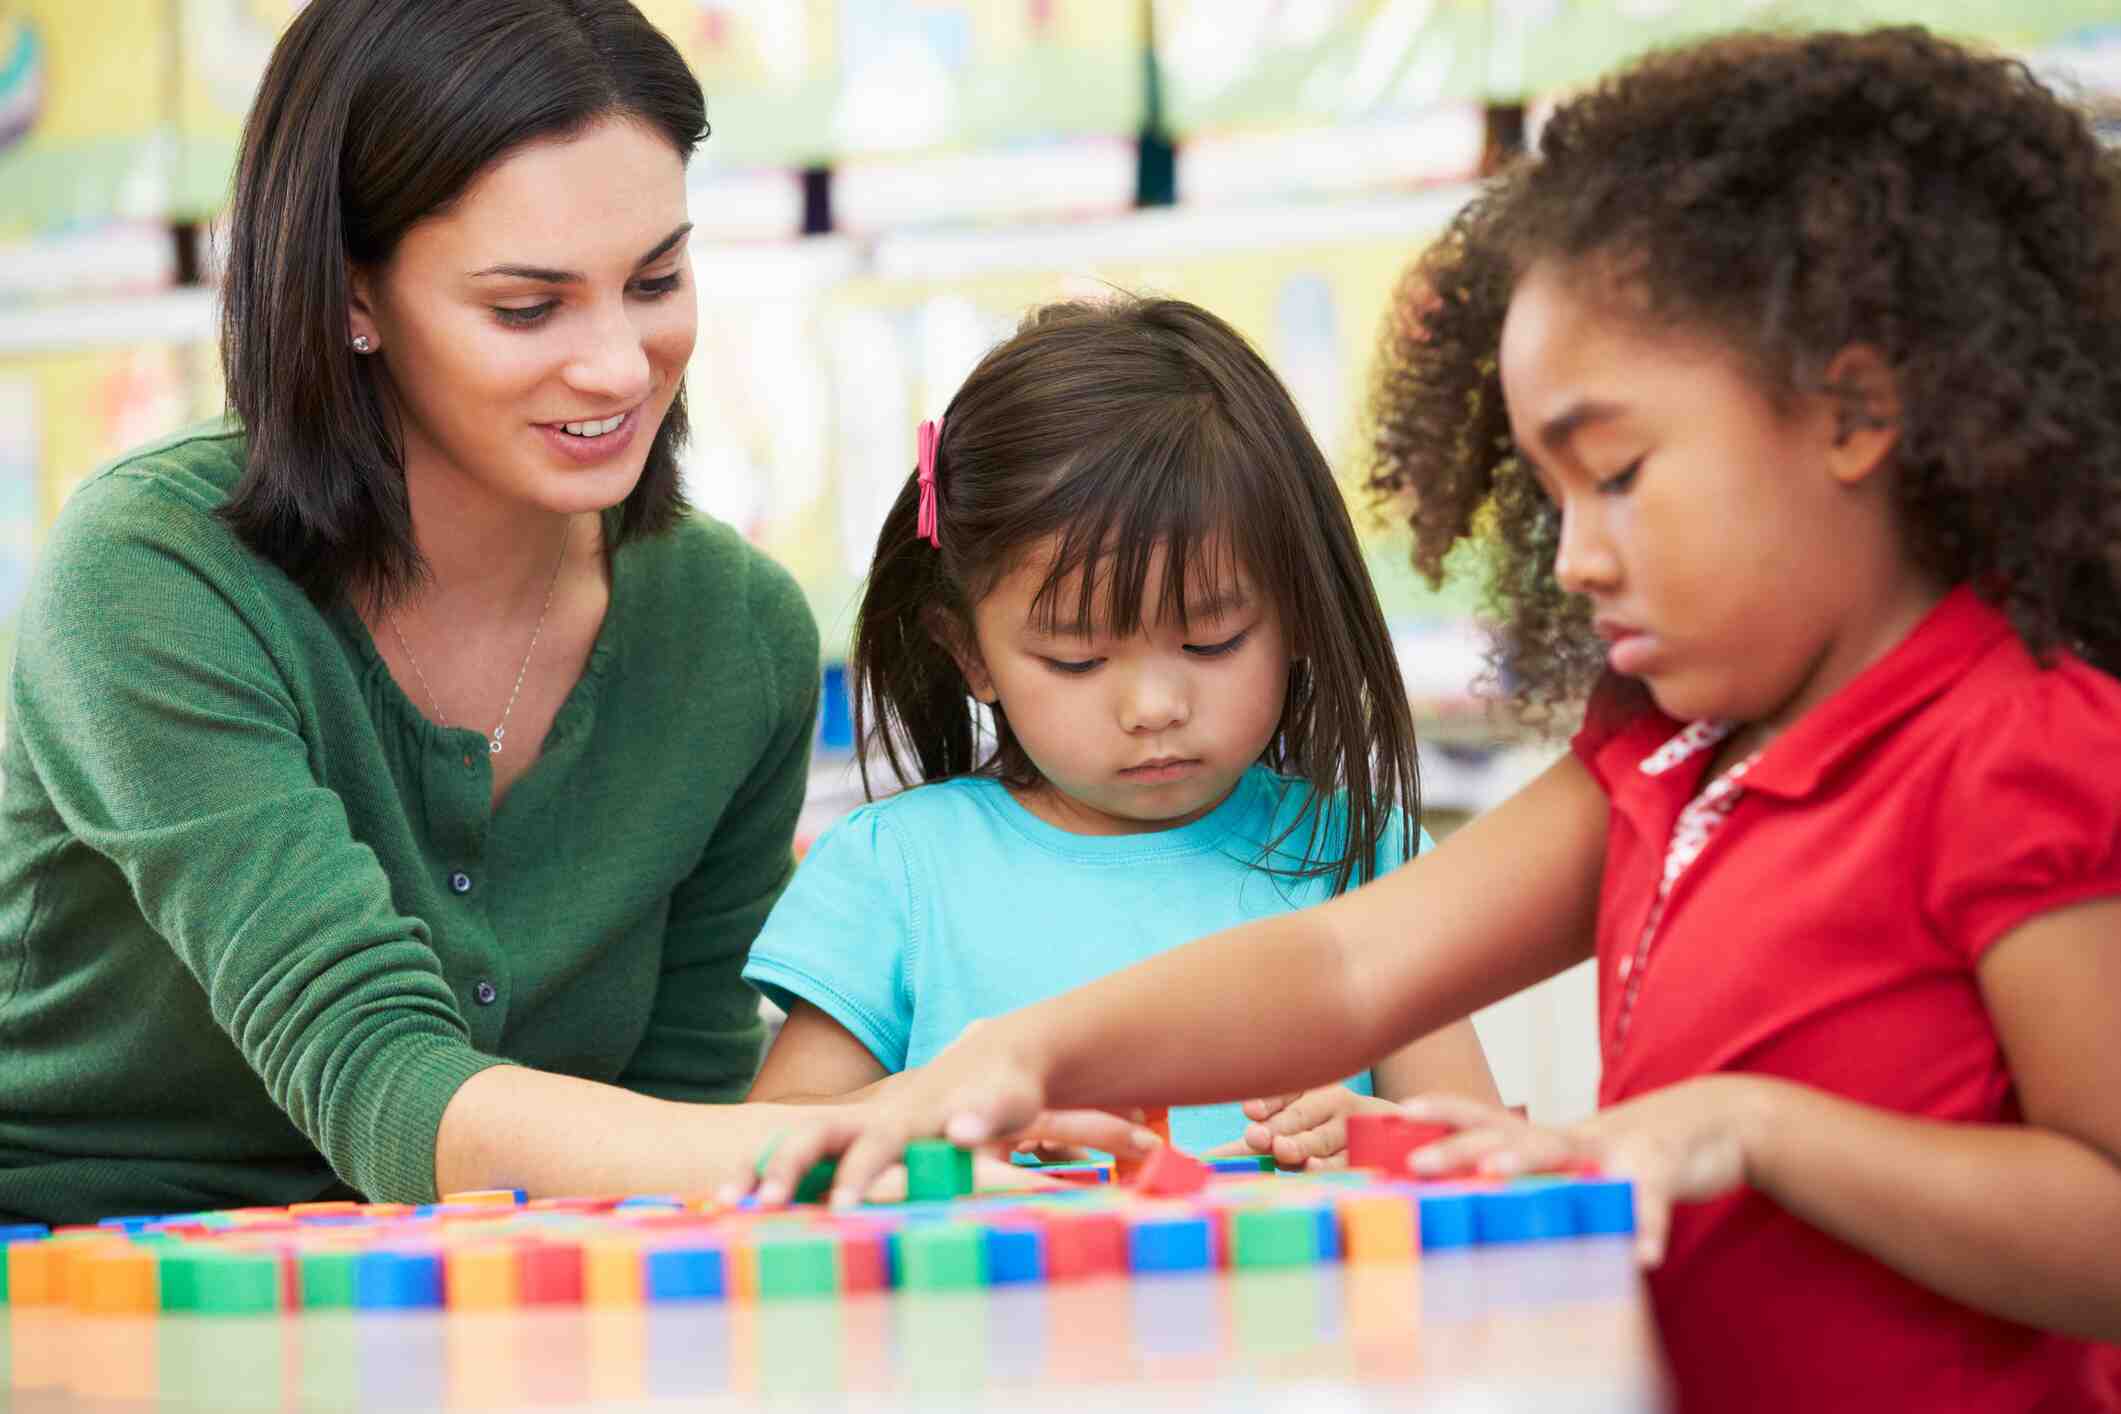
[0,1115,1634,1315]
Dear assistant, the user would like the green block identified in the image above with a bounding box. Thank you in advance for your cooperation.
[190,1252,281,1314]
[898,1224,987,1290]
[903,1141,974,1202]
[756,1136,840,1205]
[159,1250,206,1311]
[1232,1207,1322,1269]
[298,1252,359,1310]
[755,1236,840,1300]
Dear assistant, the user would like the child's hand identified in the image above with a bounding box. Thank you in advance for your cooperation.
[1395,1077,1765,1267]
[1207,1087,1410,1169]
[739,1023,1163,1207]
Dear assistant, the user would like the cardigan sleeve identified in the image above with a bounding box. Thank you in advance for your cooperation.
[615,545,820,1103]
[9,474,506,1202]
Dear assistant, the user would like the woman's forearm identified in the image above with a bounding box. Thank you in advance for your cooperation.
[1740,1079,2121,1341]
[434,1065,796,1198]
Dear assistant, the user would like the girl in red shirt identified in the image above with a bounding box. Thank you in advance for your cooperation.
[754,28,2121,1410]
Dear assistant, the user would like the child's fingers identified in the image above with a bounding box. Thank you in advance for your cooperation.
[1199,1139,1254,1158]
[1628,1172,1672,1267]
[828,1123,917,1209]
[1270,1113,1350,1169]
[1241,1094,1300,1122]
[1397,1091,1522,1132]
[1406,1124,1520,1177]
[747,1116,860,1206]
[1471,1127,1579,1177]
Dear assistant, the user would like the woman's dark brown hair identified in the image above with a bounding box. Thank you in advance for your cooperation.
[851,296,1421,894]
[218,0,706,609]
[1368,26,2121,719]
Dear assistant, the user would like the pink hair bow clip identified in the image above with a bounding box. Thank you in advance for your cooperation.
[916,416,944,549]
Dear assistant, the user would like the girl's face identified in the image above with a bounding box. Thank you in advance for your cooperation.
[957,538,1292,836]
[350,116,697,519]
[1497,259,1917,732]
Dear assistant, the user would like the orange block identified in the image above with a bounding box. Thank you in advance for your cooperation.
[441,1189,523,1207]
[445,1244,521,1310]
[7,1240,61,1306]
[582,1237,644,1308]
[53,1236,131,1310]
[75,1246,160,1314]
[1338,1194,1418,1264]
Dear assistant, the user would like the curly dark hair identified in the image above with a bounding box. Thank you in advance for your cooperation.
[1367,26,2121,720]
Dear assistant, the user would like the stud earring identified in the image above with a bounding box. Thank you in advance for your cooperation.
[352,335,373,353]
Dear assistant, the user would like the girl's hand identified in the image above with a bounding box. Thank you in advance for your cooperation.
[1203,1087,1409,1169]
[739,1023,1161,1207]
[1397,1076,1767,1266]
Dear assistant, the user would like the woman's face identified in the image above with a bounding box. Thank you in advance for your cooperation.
[351,116,697,518]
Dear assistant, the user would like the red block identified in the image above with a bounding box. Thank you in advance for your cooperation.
[1346,1114,1458,1174]
[838,1226,891,1294]
[1129,1145,1210,1198]
[519,1243,585,1305]
[1041,1212,1127,1281]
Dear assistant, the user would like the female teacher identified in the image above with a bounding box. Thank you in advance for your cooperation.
[0,0,826,1222]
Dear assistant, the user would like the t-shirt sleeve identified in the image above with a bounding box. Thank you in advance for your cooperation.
[740,806,918,1072]
[1925,686,2121,961]
[618,552,819,1103]
[8,474,502,1204]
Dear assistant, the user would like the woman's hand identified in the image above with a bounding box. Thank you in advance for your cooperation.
[737,1023,1162,1207]
[1396,1077,1770,1266]
[1203,1086,1409,1169]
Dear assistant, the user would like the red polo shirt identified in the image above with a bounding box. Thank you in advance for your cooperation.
[1574,587,2121,1413]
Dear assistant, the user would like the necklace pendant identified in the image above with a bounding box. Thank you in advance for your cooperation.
[489,726,506,756]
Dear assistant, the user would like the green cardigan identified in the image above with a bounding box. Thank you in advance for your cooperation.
[0,423,819,1222]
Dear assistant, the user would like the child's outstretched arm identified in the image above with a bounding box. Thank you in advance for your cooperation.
[1208,1021,1501,1167]
[1401,896,2121,1341]
[752,754,1609,1205]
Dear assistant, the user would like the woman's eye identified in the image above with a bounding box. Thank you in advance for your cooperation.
[495,302,556,328]
[1043,657,1102,676]
[1184,629,1252,658]
[633,273,683,298]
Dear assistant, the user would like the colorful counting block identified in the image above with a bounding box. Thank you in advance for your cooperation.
[836,1225,892,1293]
[1209,1156,1277,1175]
[1338,1194,1418,1263]
[75,1246,159,1314]
[188,1250,283,1314]
[446,1244,520,1309]
[643,1243,724,1302]
[1042,1211,1128,1280]
[582,1238,644,1307]
[441,1189,525,1207]
[298,1251,360,1310]
[1417,1189,1477,1250]
[1572,1178,1636,1235]
[519,1243,584,1305]
[898,1223,987,1290]
[1116,1106,1173,1185]
[1474,1185,1575,1244]
[1346,1114,1458,1175]
[904,1140,974,1201]
[1127,1215,1212,1274]
[1231,1207,1320,1269]
[6,1238,61,1306]
[353,1250,445,1309]
[983,1224,1044,1284]
[754,1234,840,1300]
[1130,1146,1211,1198]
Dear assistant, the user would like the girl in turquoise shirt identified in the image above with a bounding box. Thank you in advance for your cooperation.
[743,296,1498,1154]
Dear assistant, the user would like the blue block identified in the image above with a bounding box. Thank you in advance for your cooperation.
[1128,1217,1212,1274]
[644,1245,725,1302]
[1473,1186,1576,1244]
[97,1215,156,1233]
[1313,1206,1340,1261]
[0,1223,48,1245]
[353,1251,444,1309]
[984,1226,1044,1284]
[1417,1190,1476,1250]
[1571,1178,1636,1235]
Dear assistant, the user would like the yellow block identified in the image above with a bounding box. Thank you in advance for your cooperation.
[75,1247,160,1315]
[444,1245,520,1310]
[1339,1195,1419,1264]
[288,1201,361,1217]
[582,1238,643,1309]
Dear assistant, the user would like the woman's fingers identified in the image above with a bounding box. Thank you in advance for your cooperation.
[1241,1094,1299,1122]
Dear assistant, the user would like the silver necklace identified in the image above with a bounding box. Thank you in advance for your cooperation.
[390,529,569,757]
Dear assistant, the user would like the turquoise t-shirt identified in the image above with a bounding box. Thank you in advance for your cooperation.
[742,765,1426,1152]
